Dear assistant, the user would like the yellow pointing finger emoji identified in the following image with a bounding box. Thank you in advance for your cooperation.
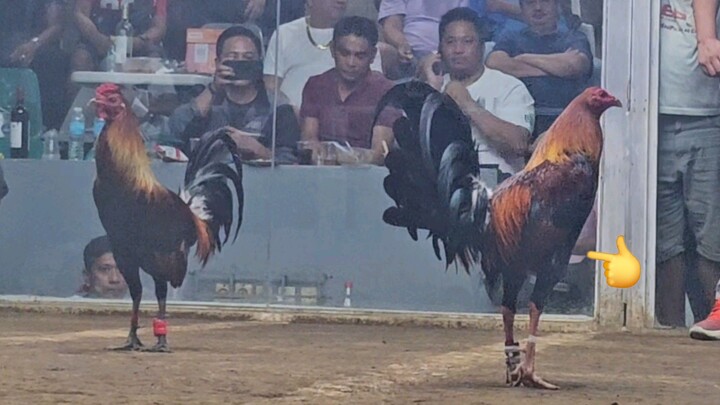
[586,235,641,288]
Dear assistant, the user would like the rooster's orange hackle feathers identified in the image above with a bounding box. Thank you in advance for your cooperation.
[489,183,531,263]
[525,86,616,172]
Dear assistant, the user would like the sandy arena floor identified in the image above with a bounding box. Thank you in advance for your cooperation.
[0,310,716,404]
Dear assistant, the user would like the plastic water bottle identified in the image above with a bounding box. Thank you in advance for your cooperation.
[68,107,85,161]
[41,129,60,160]
[86,117,105,161]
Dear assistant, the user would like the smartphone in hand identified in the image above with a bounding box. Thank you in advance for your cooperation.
[222,60,263,81]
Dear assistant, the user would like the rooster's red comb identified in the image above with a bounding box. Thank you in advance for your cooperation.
[96,83,121,97]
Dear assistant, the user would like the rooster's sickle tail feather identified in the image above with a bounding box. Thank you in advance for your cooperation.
[377,80,491,273]
[180,128,244,266]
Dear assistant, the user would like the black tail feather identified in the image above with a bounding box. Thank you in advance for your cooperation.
[182,128,245,254]
[377,80,489,273]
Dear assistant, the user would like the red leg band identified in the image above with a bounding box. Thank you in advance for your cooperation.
[153,318,168,337]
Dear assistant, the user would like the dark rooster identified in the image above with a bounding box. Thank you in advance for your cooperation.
[377,81,621,389]
[91,83,244,352]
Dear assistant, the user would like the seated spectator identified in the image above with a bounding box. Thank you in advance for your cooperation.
[300,16,401,165]
[74,235,128,299]
[71,0,168,73]
[485,0,592,140]
[0,0,70,130]
[168,26,300,163]
[470,0,580,40]
[419,7,534,178]
[378,0,469,66]
[263,0,386,111]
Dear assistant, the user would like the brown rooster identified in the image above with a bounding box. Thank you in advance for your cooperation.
[378,81,621,389]
[91,83,244,352]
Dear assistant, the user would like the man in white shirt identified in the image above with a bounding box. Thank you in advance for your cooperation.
[656,0,720,337]
[263,0,384,111]
[419,7,535,179]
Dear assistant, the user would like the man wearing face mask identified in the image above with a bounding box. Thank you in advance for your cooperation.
[169,26,301,163]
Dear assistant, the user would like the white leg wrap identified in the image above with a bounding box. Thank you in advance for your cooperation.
[527,334,538,343]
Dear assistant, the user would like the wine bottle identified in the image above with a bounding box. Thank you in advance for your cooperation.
[10,87,29,159]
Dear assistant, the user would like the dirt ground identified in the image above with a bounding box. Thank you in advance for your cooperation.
[0,311,717,405]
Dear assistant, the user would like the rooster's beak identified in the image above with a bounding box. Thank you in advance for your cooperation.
[613,98,623,108]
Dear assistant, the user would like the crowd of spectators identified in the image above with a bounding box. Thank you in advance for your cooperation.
[0,0,600,167]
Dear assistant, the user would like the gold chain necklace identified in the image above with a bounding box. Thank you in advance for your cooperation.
[306,17,331,50]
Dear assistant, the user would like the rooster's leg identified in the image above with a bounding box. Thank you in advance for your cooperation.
[111,265,144,351]
[500,275,524,386]
[502,306,522,385]
[143,279,170,353]
[514,302,558,390]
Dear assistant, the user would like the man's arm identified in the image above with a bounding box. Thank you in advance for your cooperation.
[462,104,530,157]
[263,29,284,93]
[299,79,322,141]
[379,15,407,50]
[369,103,403,165]
[75,0,113,54]
[694,0,720,76]
[444,81,530,157]
[378,0,413,63]
[515,48,591,78]
[301,117,320,142]
[380,15,413,62]
[225,128,271,160]
[40,1,64,46]
[133,0,167,53]
[486,51,547,77]
[485,34,547,77]
[167,102,210,145]
[370,125,394,165]
[487,0,522,18]
[9,1,65,66]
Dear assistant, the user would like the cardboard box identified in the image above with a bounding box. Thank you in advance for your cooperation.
[185,28,224,74]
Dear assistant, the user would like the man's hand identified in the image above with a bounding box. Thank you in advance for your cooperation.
[9,40,39,67]
[417,52,444,90]
[698,37,720,76]
[224,126,263,157]
[244,0,266,21]
[214,62,238,91]
[397,42,414,64]
[444,81,475,112]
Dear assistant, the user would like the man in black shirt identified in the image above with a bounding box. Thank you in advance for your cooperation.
[168,26,300,163]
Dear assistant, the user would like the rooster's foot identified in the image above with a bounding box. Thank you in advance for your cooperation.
[108,336,144,351]
[142,336,171,353]
[509,365,559,390]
